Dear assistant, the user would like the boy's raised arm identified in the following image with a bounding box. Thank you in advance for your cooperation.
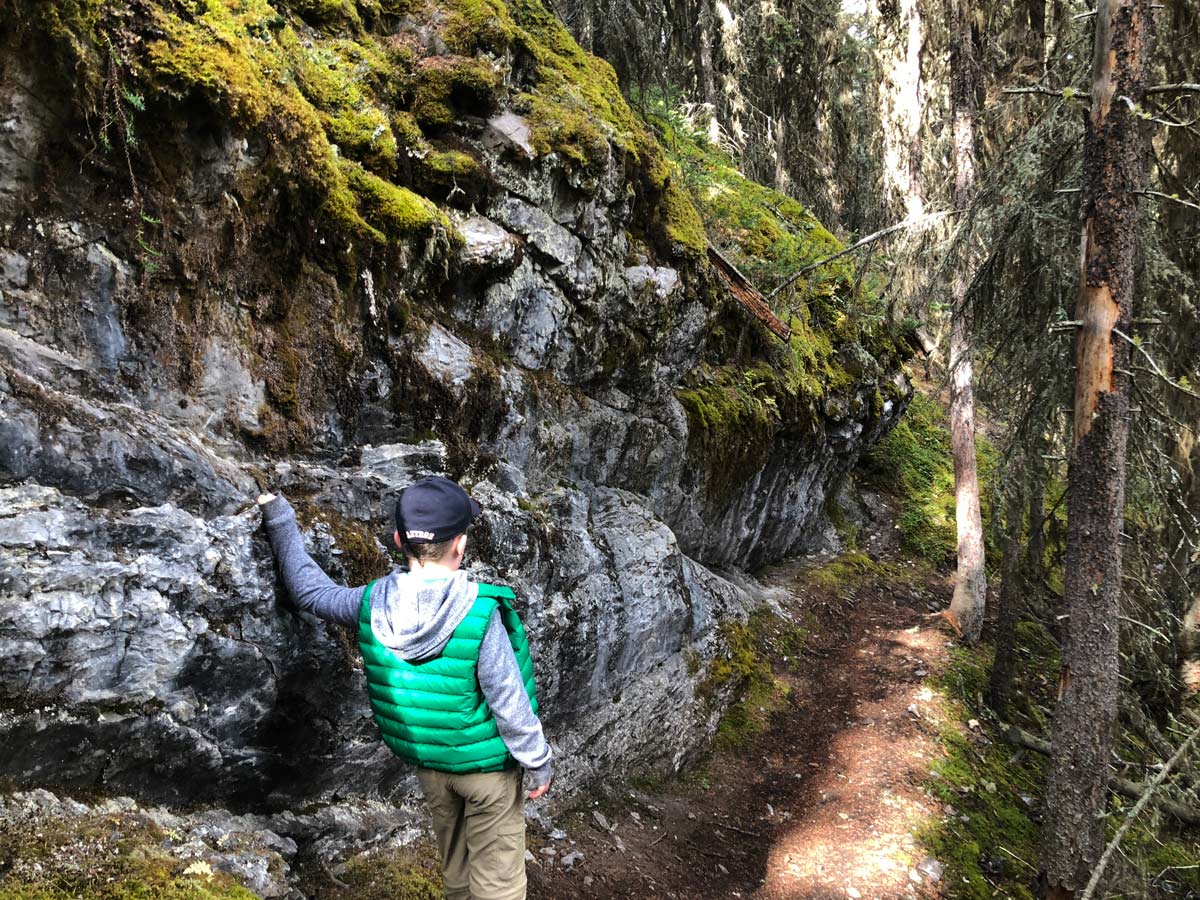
[258,494,367,627]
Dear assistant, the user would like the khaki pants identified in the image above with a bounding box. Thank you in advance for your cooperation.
[417,767,527,900]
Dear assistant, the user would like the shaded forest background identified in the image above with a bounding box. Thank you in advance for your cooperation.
[549,0,1200,894]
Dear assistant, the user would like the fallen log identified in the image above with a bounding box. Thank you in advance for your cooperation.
[707,245,792,341]
[1002,723,1200,826]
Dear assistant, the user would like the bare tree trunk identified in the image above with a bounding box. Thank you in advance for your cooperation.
[774,117,787,192]
[902,0,924,219]
[1028,0,1047,71]
[880,0,925,221]
[945,0,987,644]
[1025,454,1047,593]
[1038,1,1152,896]
[695,0,717,107]
[989,486,1027,714]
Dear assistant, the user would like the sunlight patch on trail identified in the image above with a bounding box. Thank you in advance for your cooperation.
[756,622,948,900]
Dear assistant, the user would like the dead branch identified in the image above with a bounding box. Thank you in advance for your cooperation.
[765,210,957,300]
[1002,724,1200,826]
[1003,86,1070,97]
[1146,83,1200,95]
[1080,719,1200,900]
[1136,189,1200,212]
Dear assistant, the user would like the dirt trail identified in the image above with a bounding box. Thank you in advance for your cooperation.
[530,554,956,900]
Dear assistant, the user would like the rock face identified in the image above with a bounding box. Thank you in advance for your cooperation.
[0,0,907,870]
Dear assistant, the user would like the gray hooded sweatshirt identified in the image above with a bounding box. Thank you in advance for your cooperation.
[261,495,552,785]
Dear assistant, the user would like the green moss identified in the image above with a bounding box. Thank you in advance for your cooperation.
[1138,836,1200,894]
[806,551,921,592]
[296,43,398,174]
[316,845,445,900]
[291,0,359,27]
[698,610,810,751]
[519,90,612,170]
[411,56,500,129]
[341,158,444,237]
[917,645,1044,900]
[24,0,107,85]
[861,392,996,566]
[0,810,257,900]
[413,148,485,204]
[293,501,390,585]
[440,0,517,54]
[390,111,427,153]
[677,374,777,504]
[658,177,708,256]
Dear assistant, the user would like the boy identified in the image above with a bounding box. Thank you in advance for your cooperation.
[257,476,552,900]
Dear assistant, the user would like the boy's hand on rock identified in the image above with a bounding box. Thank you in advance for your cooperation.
[256,493,277,506]
[528,778,551,800]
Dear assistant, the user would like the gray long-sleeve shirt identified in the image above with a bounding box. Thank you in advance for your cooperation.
[260,495,552,785]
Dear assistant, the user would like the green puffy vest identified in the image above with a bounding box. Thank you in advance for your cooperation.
[357,579,539,773]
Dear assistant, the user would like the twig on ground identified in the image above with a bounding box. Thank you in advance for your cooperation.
[321,860,351,890]
[1079,719,1200,900]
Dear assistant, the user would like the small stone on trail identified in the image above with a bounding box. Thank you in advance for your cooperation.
[584,876,594,886]
[551,828,568,840]
[687,812,696,820]
[717,864,729,875]
[766,803,775,817]
[847,887,862,898]
[916,857,944,882]
[541,847,558,857]
[561,851,584,867]
[614,836,626,853]
[592,811,611,831]
[526,850,536,863]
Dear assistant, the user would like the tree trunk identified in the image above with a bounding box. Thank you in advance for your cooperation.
[945,0,987,644]
[1027,0,1047,71]
[1038,1,1152,896]
[881,0,925,221]
[989,486,1026,714]
[774,117,788,193]
[695,0,717,107]
[1025,455,1047,593]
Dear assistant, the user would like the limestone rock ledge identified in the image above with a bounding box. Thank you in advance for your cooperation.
[0,5,907,881]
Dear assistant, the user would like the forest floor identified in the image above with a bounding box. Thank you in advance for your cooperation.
[529,535,974,900]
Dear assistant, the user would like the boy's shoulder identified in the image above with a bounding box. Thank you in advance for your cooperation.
[473,578,516,601]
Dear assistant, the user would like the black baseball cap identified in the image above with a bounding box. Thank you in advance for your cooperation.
[395,476,481,544]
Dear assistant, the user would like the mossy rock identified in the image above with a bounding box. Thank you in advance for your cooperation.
[0,810,258,900]
[411,56,500,130]
[340,158,446,239]
[414,148,487,206]
[291,0,360,28]
[440,0,518,54]
[303,843,444,900]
